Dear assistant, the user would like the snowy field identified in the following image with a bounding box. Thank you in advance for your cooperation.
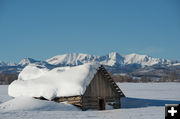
[0,83,180,119]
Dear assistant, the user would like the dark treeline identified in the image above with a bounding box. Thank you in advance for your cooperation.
[0,73,18,85]
[0,72,180,85]
[111,73,180,83]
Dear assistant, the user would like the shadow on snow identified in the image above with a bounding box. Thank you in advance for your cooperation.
[121,97,180,108]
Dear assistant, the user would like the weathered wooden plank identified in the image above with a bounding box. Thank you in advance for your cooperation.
[82,103,98,106]
[83,105,99,108]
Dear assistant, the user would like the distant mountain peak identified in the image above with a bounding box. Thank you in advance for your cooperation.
[46,52,173,67]
[108,52,121,57]
[18,58,37,66]
[0,61,7,66]
[46,53,99,66]
[0,61,17,67]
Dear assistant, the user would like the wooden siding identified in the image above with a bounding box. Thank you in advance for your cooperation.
[82,65,124,110]
[52,95,82,107]
[83,71,118,97]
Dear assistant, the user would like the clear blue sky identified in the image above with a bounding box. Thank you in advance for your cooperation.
[0,0,180,63]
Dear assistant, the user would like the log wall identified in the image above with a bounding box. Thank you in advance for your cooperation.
[82,67,122,110]
[52,95,82,107]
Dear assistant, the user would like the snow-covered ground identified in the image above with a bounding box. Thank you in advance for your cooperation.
[118,83,180,100]
[0,83,180,119]
[0,85,12,103]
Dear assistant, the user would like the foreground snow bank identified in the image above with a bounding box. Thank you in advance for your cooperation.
[8,63,100,100]
[1,83,180,119]
[0,97,79,111]
[0,85,12,103]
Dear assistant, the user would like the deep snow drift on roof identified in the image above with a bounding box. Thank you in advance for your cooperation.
[8,63,100,100]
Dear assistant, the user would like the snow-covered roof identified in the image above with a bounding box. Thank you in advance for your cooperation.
[8,63,100,100]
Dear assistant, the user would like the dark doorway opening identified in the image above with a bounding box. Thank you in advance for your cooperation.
[99,98,105,110]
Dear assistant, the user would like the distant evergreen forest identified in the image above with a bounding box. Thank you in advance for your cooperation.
[0,72,179,85]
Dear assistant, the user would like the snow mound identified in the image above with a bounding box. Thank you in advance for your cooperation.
[8,63,100,100]
[0,97,79,111]
[18,65,49,81]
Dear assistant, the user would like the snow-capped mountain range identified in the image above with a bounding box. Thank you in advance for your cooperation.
[0,52,178,74]
[46,52,173,67]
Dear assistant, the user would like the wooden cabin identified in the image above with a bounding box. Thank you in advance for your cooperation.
[9,63,125,110]
[49,65,125,111]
